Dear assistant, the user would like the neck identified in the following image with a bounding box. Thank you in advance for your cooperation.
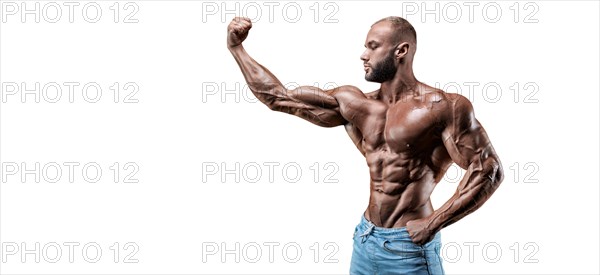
[379,66,419,103]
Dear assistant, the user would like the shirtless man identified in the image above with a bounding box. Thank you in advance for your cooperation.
[227,16,504,274]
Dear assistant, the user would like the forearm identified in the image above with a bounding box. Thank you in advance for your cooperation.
[228,45,343,127]
[426,159,503,232]
[229,45,288,108]
[225,17,345,127]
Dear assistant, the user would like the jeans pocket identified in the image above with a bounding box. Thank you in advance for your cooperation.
[383,239,424,259]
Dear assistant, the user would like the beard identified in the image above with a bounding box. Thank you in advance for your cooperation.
[365,49,397,83]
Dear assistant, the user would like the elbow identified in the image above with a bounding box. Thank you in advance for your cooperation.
[477,154,503,191]
[495,164,504,185]
[487,159,504,190]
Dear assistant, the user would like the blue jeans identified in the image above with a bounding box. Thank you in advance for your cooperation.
[350,215,445,275]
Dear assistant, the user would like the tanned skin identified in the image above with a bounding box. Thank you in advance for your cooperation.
[227,17,504,245]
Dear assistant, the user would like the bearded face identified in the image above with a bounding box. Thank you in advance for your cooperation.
[365,48,397,83]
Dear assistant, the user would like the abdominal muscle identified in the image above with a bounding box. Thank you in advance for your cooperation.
[363,151,438,228]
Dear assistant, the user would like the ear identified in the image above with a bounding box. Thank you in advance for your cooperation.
[395,42,410,61]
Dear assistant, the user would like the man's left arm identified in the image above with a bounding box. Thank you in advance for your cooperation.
[407,94,504,245]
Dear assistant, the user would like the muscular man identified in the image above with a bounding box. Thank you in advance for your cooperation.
[227,16,503,275]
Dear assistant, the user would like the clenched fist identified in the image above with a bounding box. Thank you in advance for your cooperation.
[227,17,252,49]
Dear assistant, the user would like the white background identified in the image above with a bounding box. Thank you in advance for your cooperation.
[1,1,598,274]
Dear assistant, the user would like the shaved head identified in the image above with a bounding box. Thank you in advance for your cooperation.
[372,16,417,45]
[362,16,418,82]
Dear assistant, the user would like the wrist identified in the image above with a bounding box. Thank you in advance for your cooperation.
[424,215,443,233]
[227,44,243,52]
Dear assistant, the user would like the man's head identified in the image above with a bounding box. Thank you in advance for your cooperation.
[361,16,417,83]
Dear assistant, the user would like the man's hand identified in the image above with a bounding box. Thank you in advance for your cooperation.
[406,218,436,245]
[227,17,252,49]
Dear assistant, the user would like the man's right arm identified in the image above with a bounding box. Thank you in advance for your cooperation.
[227,17,350,128]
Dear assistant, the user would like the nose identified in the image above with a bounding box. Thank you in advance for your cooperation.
[360,50,369,62]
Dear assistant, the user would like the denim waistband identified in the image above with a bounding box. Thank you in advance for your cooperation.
[357,214,411,238]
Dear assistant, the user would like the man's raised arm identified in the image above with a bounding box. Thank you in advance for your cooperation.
[227,17,348,127]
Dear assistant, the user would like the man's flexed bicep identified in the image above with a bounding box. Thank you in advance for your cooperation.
[407,94,504,245]
[433,94,504,228]
[227,17,347,127]
[442,94,503,182]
